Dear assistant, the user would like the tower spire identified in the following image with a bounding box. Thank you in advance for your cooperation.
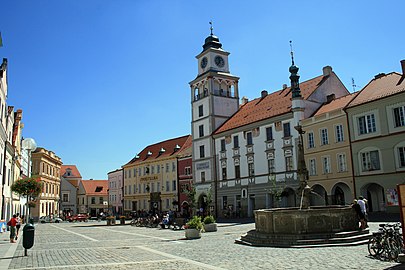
[289,40,301,98]
[209,21,214,36]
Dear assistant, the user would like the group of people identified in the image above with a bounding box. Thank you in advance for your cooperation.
[7,213,22,243]
[352,196,368,229]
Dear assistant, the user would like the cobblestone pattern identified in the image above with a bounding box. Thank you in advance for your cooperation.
[7,222,401,270]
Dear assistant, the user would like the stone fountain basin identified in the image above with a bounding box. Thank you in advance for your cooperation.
[255,206,357,235]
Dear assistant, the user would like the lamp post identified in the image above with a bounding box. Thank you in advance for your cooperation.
[22,138,37,223]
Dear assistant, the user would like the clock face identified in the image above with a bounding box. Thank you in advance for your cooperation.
[214,56,225,67]
[200,57,208,69]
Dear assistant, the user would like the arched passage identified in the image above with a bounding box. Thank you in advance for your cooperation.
[197,193,207,215]
[331,182,353,205]
[310,184,327,206]
[360,183,385,212]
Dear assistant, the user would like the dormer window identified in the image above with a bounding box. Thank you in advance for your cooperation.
[95,186,103,192]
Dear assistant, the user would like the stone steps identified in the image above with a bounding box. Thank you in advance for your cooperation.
[235,229,371,247]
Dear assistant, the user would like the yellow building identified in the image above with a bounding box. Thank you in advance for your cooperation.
[31,147,62,219]
[123,135,190,214]
[301,93,356,205]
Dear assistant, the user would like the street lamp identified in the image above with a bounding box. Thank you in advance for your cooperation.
[22,138,37,223]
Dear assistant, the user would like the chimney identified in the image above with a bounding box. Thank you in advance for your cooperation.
[374,73,386,80]
[282,84,287,89]
[401,59,405,75]
[261,90,268,98]
[241,96,249,105]
[323,66,332,76]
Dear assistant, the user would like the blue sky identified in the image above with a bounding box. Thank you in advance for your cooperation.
[1,1,404,180]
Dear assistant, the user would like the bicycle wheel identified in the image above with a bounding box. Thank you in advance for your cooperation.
[368,237,381,257]
[385,238,400,261]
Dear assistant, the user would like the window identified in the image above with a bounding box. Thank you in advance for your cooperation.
[199,145,205,158]
[185,166,191,175]
[138,184,141,193]
[235,165,240,178]
[394,106,405,127]
[166,181,170,192]
[268,159,275,174]
[266,127,273,141]
[151,166,154,174]
[283,122,291,137]
[321,128,329,145]
[198,105,204,117]
[233,135,239,148]
[361,150,380,171]
[128,185,131,194]
[337,153,347,172]
[399,147,405,167]
[99,197,103,204]
[62,193,69,202]
[157,182,160,192]
[246,132,253,145]
[248,163,254,176]
[358,114,376,134]
[220,139,226,151]
[336,124,344,142]
[134,184,136,193]
[199,125,204,137]
[157,165,160,174]
[151,183,155,192]
[128,169,131,178]
[322,156,331,174]
[166,199,170,209]
[166,163,169,172]
[222,167,227,180]
[172,162,176,172]
[309,159,316,176]
[134,168,137,176]
[201,171,206,183]
[308,132,315,148]
[285,156,293,171]
[222,196,228,209]
[91,197,96,204]
[172,180,176,191]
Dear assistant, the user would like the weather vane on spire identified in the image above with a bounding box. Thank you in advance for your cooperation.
[290,40,295,66]
[209,21,214,36]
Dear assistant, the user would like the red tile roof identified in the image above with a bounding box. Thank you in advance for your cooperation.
[81,180,108,196]
[61,165,82,178]
[125,135,191,165]
[214,75,325,134]
[347,72,405,108]
[314,93,358,116]
[177,135,192,158]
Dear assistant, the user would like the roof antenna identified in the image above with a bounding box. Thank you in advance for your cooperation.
[289,40,295,66]
[351,77,357,92]
[209,21,214,36]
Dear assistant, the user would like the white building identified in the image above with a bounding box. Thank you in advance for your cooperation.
[107,169,123,215]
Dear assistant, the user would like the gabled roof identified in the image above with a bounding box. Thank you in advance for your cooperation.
[67,179,79,188]
[124,135,191,166]
[214,74,325,134]
[61,165,82,178]
[81,180,108,196]
[347,72,405,108]
[176,135,192,158]
[314,93,358,116]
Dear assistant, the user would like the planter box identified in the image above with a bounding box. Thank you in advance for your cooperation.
[185,228,202,239]
[204,223,217,232]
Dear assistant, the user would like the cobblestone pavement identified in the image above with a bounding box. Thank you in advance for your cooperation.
[4,221,404,269]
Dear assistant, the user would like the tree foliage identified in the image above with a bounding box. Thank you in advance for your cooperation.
[11,175,42,197]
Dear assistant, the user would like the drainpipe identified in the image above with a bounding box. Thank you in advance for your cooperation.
[344,108,357,199]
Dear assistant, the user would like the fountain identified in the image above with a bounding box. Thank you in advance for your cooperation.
[235,49,370,247]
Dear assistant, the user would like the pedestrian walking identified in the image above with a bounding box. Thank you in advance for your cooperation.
[351,199,365,229]
[7,214,17,243]
[357,196,368,228]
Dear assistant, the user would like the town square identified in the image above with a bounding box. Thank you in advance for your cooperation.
[1,1,405,269]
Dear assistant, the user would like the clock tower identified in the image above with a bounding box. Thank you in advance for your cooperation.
[189,28,240,207]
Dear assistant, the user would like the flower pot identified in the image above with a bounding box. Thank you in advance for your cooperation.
[204,223,217,232]
[185,228,202,239]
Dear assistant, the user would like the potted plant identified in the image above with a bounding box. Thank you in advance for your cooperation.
[203,215,217,232]
[184,216,203,239]
[106,216,115,226]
